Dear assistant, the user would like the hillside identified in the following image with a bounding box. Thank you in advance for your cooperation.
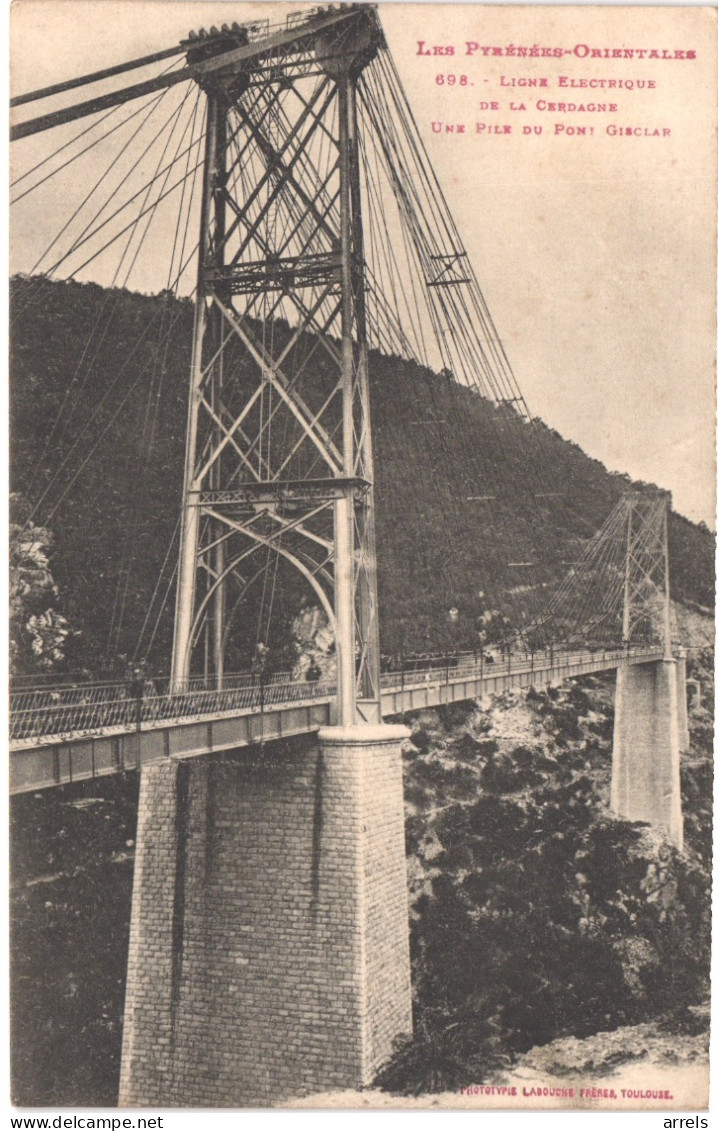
[9,275,714,675]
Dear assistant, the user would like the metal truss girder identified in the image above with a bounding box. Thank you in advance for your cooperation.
[197,502,334,560]
[186,8,369,89]
[206,251,341,294]
[198,478,369,506]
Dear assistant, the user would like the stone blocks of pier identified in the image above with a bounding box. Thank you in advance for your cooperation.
[119,723,412,1108]
[611,658,685,850]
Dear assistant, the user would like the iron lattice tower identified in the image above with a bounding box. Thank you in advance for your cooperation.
[522,489,675,653]
[171,7,385,725]
[621,490,673,656]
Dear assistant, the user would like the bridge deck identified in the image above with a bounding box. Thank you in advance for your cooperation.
[9,647,665,794]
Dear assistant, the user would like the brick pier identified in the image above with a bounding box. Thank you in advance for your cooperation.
[119,724,412,1107]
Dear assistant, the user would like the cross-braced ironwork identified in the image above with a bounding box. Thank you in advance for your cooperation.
[620,491,673,655]
[522,490,674,653]
[171,7,385,725]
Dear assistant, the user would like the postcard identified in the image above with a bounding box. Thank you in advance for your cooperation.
[8,0,716,1115]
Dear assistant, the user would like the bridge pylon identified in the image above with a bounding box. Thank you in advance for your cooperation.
[611,491,685,848]
[618,490,674,658]
[120,10,412,1108]
[171,7,385,726]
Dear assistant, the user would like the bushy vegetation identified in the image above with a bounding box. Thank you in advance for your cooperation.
[10,777,139,1105]
[378,664,712,1094]
[681,649,714,870]
[10,276,714,674]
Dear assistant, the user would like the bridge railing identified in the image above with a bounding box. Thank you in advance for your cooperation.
[378,647,614,688]
[10,645,662,746]
[9,677,336,745]
[11,680,133,713]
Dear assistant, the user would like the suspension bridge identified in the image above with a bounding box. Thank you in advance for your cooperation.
[10,5,691,1107]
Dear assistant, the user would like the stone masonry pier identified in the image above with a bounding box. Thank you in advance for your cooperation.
[119,724,412,1107]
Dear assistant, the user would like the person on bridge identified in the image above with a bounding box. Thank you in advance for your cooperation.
[127,665,145,701]
[252,642,268,673]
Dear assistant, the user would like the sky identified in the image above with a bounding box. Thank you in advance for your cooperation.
[9,0,717,528]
